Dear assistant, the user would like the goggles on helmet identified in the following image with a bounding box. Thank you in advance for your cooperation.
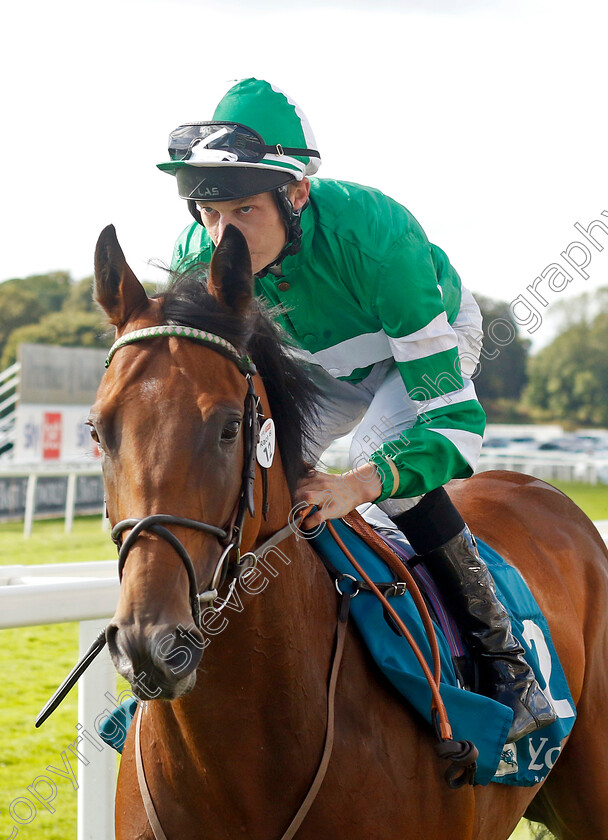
[168,122,319,165]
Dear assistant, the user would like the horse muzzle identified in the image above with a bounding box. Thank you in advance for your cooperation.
[106,620,206,700]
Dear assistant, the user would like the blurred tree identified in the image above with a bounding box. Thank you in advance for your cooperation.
[62,276,98,313]
[0,290,45,359]
[0,272,72,361]
[473,295,530,401]
[0,271,161,368]
[1,311,111,367]
[16,271,72,311]
[525,296,608,426]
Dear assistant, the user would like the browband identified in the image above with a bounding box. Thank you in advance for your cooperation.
[105,325,254,373]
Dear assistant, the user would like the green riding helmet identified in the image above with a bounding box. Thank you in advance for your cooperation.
[158,79,322,267]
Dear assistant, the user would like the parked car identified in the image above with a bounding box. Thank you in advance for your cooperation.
[482,436,539,451]
[538,436,594,454]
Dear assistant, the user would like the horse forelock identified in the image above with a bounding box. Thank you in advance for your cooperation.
[159,267,320,496]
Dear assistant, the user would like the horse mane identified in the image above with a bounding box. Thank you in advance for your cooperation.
[159,269,320,496]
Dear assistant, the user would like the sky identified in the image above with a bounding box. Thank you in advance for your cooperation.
[1,0,607,349]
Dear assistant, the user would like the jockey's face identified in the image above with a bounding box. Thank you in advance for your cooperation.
[197,178,310,275]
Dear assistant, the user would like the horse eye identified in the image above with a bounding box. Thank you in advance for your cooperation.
[86,420,100,443]
[221,420,241,442]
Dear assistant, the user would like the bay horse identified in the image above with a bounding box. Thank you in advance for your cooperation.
[92,223,608,840]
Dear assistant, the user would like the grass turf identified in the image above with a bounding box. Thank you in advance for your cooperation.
[0,514,112,566]
[549,480,608,521]
[1,482,607,838]
[0,622,80,839]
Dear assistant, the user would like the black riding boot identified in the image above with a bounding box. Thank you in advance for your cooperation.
[390,489,557,743]
[419,527,557,742]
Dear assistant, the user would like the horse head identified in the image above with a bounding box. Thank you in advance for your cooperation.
[93,224,285,700]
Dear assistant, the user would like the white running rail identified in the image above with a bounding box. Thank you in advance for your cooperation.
[0,562,119,840]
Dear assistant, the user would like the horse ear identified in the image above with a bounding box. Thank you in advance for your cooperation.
[207,225,253,317]
[94,225,149,327]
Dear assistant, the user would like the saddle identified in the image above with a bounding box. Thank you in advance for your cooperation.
[308,510,576,787]
[344,512,471,681]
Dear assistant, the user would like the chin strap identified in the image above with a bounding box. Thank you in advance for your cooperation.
[187,199,202,225]
[275,184,307,255]
[255,187,307,278]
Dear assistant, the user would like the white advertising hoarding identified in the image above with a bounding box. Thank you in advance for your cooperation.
[12,344,108,464]
[13,403,101,464]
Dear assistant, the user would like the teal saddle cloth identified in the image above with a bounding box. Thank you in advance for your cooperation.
[99,519,576,786]
[309,519,576,786]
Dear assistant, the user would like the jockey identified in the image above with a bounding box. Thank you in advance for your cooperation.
[158,78,556,743]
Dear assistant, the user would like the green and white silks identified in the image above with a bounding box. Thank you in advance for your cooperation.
[171,178,486,501]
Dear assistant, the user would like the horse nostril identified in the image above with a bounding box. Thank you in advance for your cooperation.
[105,620,204,698]
[105,623,120,657]
[153,625,205,679]
[106,622,143,674]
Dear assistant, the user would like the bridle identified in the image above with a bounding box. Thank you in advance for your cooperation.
[106,324,265,629]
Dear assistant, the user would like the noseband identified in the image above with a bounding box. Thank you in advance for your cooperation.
[106,325,264,629]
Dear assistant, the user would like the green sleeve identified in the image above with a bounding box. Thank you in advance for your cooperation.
[369,223,486,500]
[370,399,486,501]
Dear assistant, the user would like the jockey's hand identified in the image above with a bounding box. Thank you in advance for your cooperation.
[294,463,383,530]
